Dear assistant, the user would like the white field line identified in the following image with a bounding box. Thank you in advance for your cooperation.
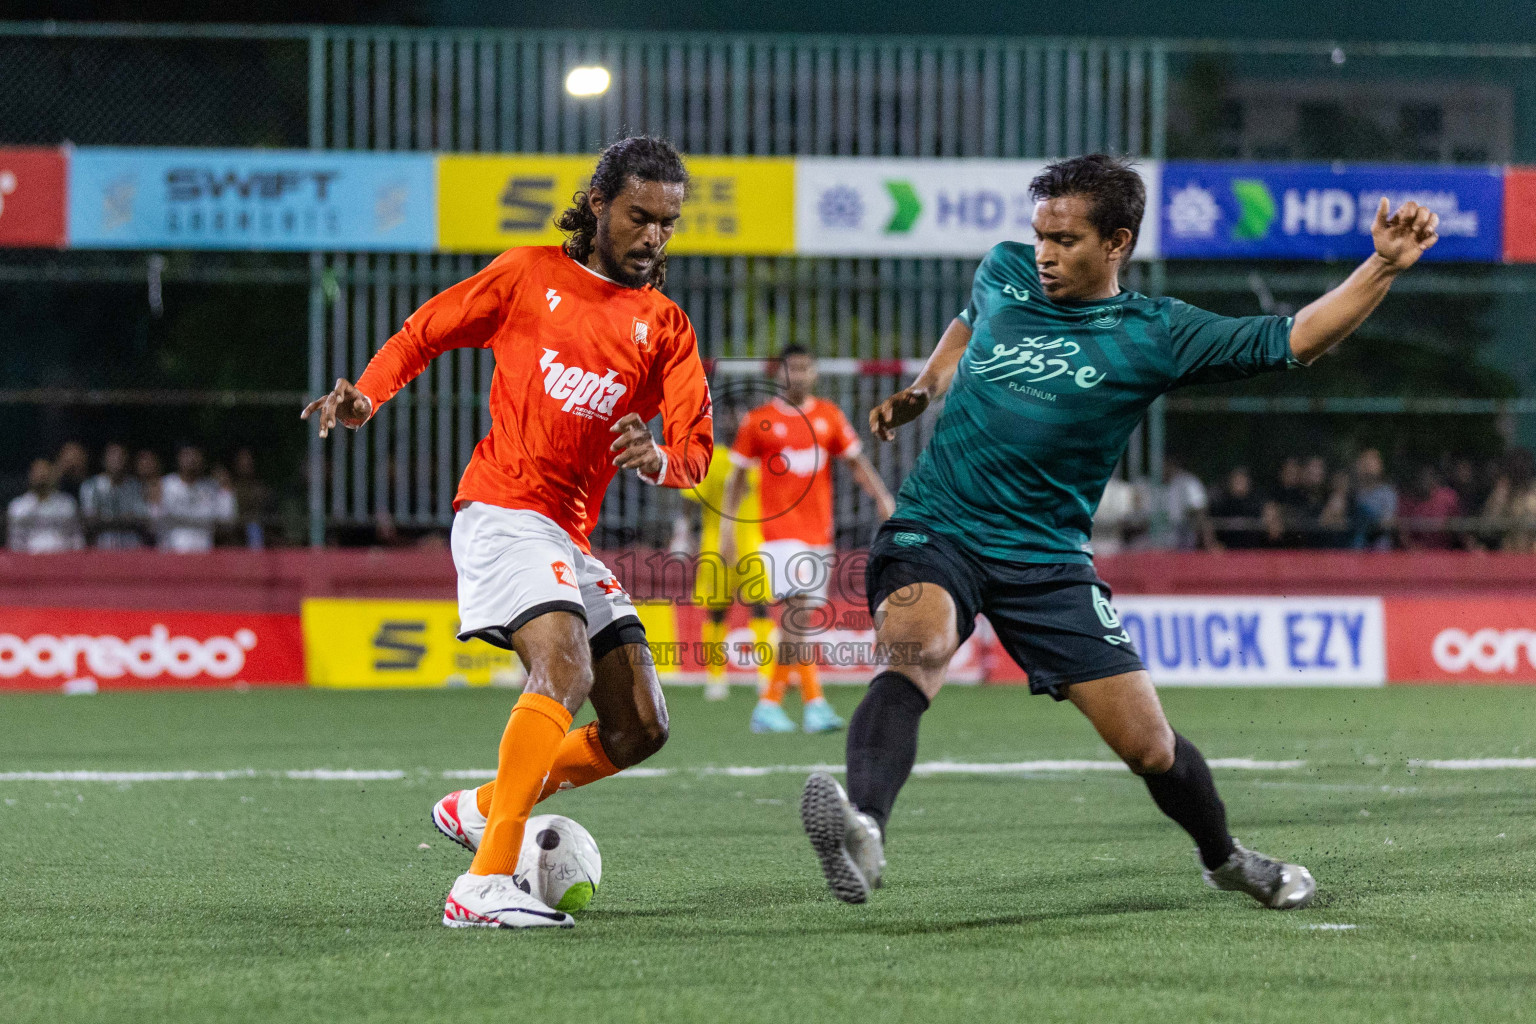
[4,757,1534,785]
[0,769,407,783]
[1408,758,1536,769]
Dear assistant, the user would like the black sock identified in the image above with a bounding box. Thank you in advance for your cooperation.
[846,670,930,834]
[1140,733,1236,870]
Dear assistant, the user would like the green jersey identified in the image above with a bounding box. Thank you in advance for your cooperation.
[895,241,1296,564]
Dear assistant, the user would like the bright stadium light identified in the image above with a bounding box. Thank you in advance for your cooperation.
[565,66,611,98]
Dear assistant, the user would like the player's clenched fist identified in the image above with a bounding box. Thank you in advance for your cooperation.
[1371,197,1440,271]
[609,412,663,476]
[300,378,373,438]
[869,386,932,442]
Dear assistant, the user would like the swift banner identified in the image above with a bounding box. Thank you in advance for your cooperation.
[68,148,437,251]
[1161,162,1504,262]
[794,158,1162,258]
[0,147,66,248]
[1110,596,1386,686]
[436,154,795,254]
[0,607,304,691]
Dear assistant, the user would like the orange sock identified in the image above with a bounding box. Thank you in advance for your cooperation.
[538,721,620,800]
[469,692,572,877]
[475,721,622,814]
[799,660,823,703]
[763,660,791,703]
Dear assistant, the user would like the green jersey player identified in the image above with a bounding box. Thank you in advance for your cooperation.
[800,154,1441,909]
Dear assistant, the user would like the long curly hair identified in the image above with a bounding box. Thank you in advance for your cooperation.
[557,135,689,289]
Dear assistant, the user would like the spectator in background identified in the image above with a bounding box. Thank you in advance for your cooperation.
[1447,456,1489,518]
[1091,473,1141,555]
[1316,468,1354,548]
[1484,449,1536,552]
[1397,464,1461,550]
[134,449,164,508]
[54,441,90,500]
[1208,465,1278,549]
[1349,447,1397,550]
[154,444,235,553]
[79,442,150,548]
[1291,455,1331,545]
[1271,457,1308,546]
[230,447,272,549]
[1157,456,1214,550]
[7,459,84,553]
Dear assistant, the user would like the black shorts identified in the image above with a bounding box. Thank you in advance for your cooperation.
[865,518,1145,699]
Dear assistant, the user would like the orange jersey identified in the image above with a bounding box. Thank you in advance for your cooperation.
[730,396,860,546]
[355,246,713,553]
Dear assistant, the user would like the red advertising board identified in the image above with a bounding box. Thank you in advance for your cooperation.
[1385,598,1536,684]
[1505,168,1536,263]
[0,607,304,691]
[0,147,66,248]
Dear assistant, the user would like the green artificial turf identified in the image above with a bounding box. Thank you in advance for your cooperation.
[1,685,1533,1023]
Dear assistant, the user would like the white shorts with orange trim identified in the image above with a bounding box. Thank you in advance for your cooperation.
[450,502,638,649]
[753,539,835,605]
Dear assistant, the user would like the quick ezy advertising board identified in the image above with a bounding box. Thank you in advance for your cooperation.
[1110,596,1386,686]
[68,148,437,251]
[1160,162,1503,262]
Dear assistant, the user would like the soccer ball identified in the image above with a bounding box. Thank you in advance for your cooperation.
[516,814,602,912]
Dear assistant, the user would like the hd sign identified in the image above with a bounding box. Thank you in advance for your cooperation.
[1160,161,1504,263]
[795,158,1161,258]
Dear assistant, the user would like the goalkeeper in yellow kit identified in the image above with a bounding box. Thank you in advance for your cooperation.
[675,418,775,700]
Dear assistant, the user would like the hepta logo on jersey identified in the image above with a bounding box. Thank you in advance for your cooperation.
[539,348,628,420]
[631,318,649,349]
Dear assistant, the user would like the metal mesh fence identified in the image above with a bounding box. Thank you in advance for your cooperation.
[0,30,308,146]
[2,25,1534,548]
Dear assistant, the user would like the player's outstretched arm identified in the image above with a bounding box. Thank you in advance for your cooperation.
[869,317,971,441]
[300,378,373,438]
[717,464,751,567]
[1288,198,1439,366]
[304,255,516,437]
[846,453,897,520]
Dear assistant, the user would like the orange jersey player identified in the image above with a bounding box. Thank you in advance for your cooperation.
[303,137,711,930]
[721,344,895,735]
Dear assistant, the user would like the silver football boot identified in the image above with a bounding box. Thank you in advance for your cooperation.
[800,771,885,904]
[1203,840,1316,909]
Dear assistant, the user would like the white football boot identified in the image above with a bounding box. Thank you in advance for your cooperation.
[800,771,885,904]
[442,872,574,929]
[431,789,485,853]
[1202,840,1317,909]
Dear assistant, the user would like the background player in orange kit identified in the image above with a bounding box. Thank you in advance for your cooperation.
[301,136,712,930]
[721,345,896,734]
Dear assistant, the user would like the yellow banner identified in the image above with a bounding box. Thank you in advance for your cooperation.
[435,154,795,255]
[302,598,522,689]
[302,597,686,687]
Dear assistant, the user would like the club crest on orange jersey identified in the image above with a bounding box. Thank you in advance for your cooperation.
[631,318,650,349]
[550,561,578,588]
